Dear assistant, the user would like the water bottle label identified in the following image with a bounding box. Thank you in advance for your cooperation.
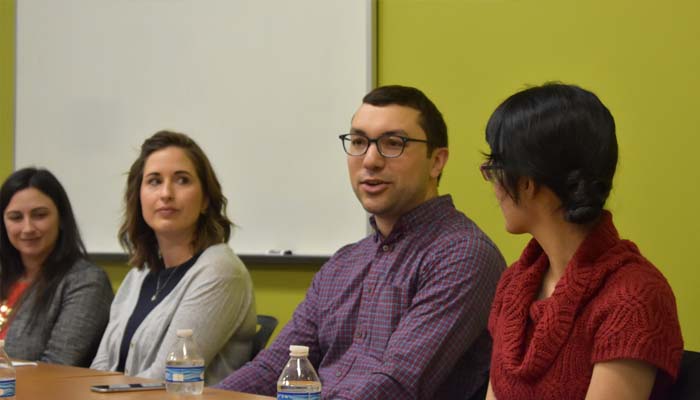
[0,378,15,398]
[165,365,204,383]
[277,391,321,400]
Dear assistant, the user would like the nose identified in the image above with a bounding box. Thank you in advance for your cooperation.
[159,180,174,200]
[20,217,36,234]
[361,140,385,170]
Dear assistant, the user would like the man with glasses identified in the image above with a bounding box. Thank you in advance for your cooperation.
[217,85,505,399]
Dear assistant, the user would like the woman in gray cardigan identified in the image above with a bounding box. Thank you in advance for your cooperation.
[91,131,256,385]
[0,168,113,367]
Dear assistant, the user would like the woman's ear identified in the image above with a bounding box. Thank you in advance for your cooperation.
[521,178,561,212]
[519,177,538,201]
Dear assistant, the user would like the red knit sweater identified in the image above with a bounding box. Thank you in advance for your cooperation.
[488,211,683,400]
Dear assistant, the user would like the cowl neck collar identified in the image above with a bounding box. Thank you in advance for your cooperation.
[498,210,641,379]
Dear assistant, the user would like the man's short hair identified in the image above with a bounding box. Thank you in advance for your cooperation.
[362,85,448,154]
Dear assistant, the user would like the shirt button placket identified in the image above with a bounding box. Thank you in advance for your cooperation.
[355,327,364,342]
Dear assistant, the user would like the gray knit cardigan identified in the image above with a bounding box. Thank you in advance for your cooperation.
[91,243,256,385]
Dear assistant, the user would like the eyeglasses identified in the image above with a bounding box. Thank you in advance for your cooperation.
[338,133,429,158]
[479,162,502,182]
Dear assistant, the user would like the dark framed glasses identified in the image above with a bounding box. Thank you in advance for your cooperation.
[339,133,429,158]
[479,162,502,182]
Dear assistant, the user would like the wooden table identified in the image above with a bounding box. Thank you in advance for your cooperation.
[14,362,274,400]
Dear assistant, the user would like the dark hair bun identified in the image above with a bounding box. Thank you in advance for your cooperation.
[563,170,611,224]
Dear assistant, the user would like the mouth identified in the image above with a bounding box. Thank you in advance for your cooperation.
[156,207,179,216]
[359,178,390,194]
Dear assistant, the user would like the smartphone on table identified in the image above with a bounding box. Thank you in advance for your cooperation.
[90,382,165,392]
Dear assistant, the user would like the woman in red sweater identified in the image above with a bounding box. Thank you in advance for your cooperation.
[482,83,683,400]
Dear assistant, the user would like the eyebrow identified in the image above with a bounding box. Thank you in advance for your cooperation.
[5,207,50,215]
[144,170,194,178]
[349,128,410,137]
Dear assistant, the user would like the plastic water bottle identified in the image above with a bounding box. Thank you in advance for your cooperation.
[277,345,321,400]
[165,329,205,395]
[0,340,15,399]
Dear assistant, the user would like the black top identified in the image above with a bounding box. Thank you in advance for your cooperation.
[116,252,201,372]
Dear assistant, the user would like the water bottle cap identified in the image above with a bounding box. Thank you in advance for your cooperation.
[176,329,193,337]
[289,345,309,357]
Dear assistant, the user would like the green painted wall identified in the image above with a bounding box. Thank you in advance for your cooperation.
[378,0,700,350]
[0,0,12,180]
[3,0,698,350]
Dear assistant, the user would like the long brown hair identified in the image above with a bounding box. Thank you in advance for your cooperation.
[119,130,232,270]
[0,168,89,322]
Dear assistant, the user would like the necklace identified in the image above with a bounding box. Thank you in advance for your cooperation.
[151,269,177,302]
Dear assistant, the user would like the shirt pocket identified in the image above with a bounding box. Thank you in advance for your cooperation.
[366,283,410,358]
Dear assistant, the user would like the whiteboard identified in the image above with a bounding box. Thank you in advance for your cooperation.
[15,0,373,257]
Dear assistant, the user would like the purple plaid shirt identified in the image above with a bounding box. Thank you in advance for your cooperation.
[217,195,505,399]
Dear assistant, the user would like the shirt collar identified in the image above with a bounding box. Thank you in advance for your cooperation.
[369,195,455,243]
